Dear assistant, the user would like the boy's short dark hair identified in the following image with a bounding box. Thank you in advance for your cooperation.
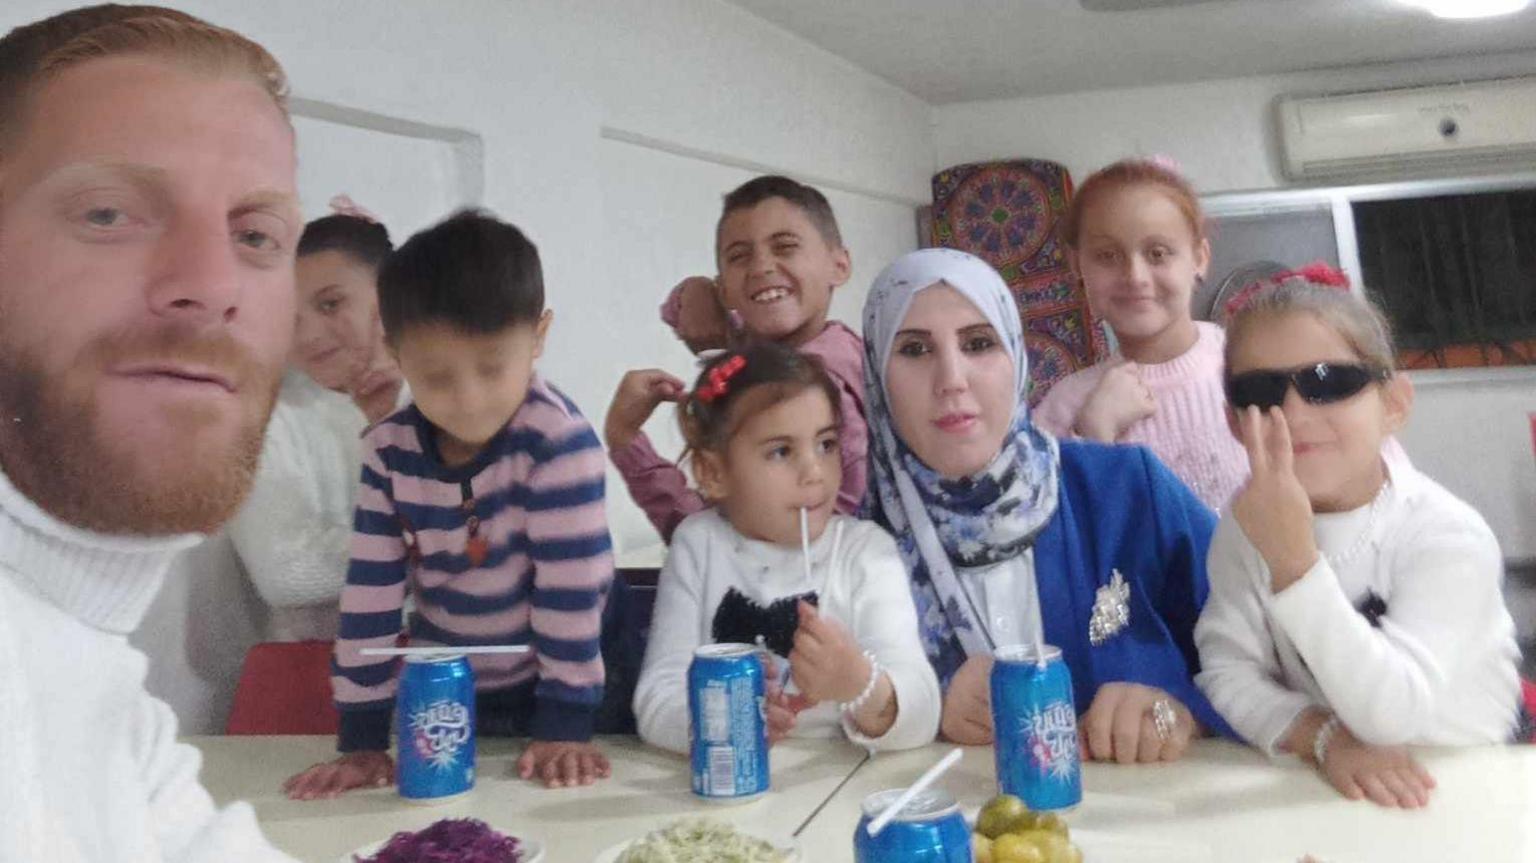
[377,209,544,342]
[297,214,392,270]
[716,175,843,252]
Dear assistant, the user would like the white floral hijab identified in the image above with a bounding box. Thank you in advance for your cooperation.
[862,249,1061,681]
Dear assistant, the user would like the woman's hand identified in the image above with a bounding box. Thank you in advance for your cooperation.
[1079,682,1197,764]
[1075,361,1155,442]
[1231,405,1318,592]
[282,750,393,800]
[939,655,995,745]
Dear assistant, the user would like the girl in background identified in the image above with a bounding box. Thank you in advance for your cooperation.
[1035,159,1247,512]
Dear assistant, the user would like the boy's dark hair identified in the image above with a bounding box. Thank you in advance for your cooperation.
[679,340,842,456]
[716,175,843,252]
[297,214,392,270]
[377,209,545,342]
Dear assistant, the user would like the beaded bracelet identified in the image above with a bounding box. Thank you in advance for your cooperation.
[839,651,881,715]
[1313,715,1342,768]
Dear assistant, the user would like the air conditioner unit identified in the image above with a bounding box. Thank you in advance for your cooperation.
[1276,77,1536,181]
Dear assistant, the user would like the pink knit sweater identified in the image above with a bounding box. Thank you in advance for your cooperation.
[1034,322,1248,512]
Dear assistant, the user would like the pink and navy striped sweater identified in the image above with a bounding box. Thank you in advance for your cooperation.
[331,376,614,751]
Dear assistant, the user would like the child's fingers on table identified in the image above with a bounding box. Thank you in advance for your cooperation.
[1398,767,1432,806]
[575,754,599,783]
[1330,768,1364,801]
[1409,758,1436,788]
[1386,770,1427,808]
[1359,773,1398,808]
[539,753,566,788]
[299,765,342,800]
[561,751,585,787]
[591,749,612,776]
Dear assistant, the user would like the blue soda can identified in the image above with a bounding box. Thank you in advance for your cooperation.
[853,788,971,863]
[396,654,476,803]
[990,644,1082,810]
[688,643,769,802]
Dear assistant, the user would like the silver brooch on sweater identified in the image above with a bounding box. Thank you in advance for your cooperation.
[1088,569,1131,646]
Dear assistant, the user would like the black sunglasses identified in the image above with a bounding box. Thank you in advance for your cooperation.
[1226,362,1389,412]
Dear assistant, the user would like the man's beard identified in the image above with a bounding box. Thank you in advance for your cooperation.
[0,326,282,536]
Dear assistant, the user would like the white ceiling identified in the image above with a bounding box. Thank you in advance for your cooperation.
[722,0,1536,104]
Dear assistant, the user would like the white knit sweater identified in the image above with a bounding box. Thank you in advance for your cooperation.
[634,511,941,754]
[1195,460,1523,754]
[226,372,368,642]
[0,466,295,863]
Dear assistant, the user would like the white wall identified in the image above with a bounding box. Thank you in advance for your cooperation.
[934,51,1536,562]
[934,49,1536,195]
[0,0,932,732]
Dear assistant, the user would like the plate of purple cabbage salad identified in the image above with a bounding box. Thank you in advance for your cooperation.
[340,818,545,863]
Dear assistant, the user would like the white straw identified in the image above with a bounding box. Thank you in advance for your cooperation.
[865,747,963,838]
[799,506,813,584]
[359,645,531,657]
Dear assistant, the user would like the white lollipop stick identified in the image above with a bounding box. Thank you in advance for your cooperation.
[358,645,531,657]
[799,506,813,584]
[865,747,963,838]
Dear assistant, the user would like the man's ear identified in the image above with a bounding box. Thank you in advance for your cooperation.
[531,309,553,359]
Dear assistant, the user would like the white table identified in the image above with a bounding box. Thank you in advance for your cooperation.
[190,735,1536,863]
[798,740,1536,863]
[190,735,865,862]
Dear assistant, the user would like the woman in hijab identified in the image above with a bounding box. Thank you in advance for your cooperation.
[862,248,1232,763]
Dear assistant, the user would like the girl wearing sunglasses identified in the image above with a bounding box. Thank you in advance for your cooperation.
[1194,269,1523,809]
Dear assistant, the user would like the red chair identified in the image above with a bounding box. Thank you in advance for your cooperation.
[226,641,340,735]
[1523,678,1536,743]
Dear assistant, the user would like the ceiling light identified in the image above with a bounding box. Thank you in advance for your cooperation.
[1400,0,1532,19]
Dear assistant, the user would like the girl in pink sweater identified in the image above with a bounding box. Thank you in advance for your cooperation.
[1034,159,1247,511]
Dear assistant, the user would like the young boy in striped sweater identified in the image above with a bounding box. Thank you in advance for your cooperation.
[284,211,615,797]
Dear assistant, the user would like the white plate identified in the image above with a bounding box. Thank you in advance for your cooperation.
[592,835,799,863]
[339,836,545,863]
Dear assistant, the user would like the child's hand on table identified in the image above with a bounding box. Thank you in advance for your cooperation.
[282,750,393,800]
[1320,726,1435,809]
[517,740,611,788]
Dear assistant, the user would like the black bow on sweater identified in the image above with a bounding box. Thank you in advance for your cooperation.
[710,588,818,658]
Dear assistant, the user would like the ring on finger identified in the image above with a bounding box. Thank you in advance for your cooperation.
[1151,698,1177,741]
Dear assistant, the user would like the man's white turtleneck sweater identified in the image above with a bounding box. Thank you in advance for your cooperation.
[0,466,295,863]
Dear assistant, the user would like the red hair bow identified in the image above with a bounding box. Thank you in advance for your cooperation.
[1223,261,1352,319]
[695,354,746,404]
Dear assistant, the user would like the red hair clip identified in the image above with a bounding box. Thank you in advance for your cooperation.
[1223,261,1352,319]
[695,354,747,404]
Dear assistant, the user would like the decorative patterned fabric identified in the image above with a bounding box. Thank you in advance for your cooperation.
[931,160,1108,405]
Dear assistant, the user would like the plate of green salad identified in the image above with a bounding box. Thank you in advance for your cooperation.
[593,818,799,863]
